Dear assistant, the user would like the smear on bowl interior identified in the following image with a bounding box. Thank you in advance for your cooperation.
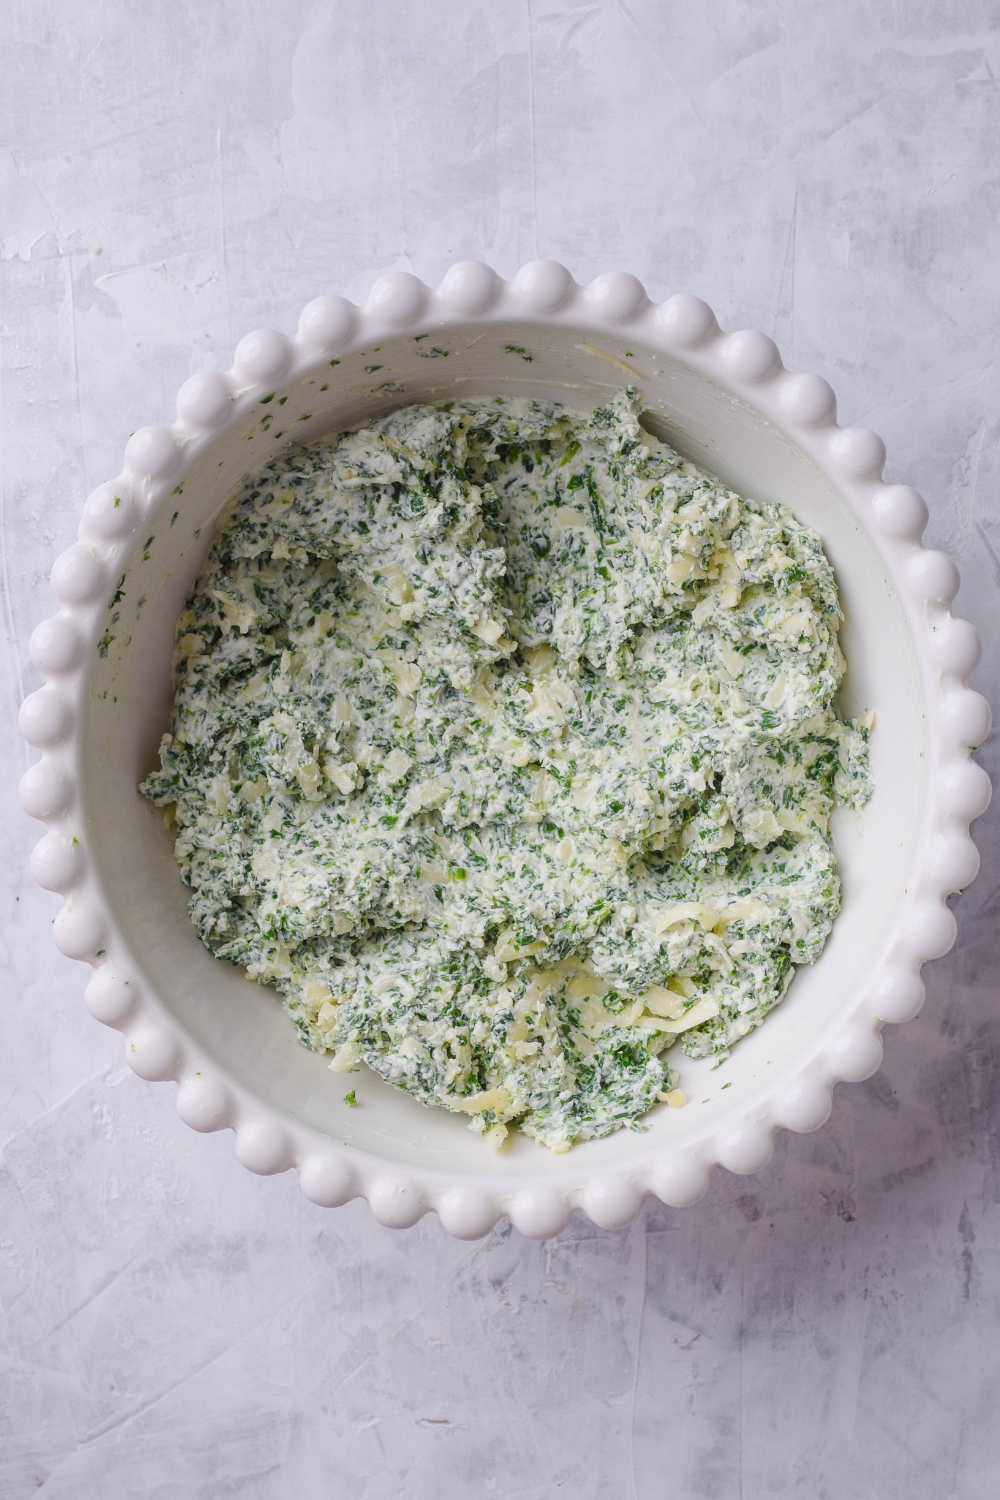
[141,390,871,1152]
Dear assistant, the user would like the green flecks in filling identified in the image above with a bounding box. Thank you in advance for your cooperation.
[141,390,872,1152]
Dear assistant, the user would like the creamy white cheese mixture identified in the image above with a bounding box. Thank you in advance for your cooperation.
[142,391,871,1152]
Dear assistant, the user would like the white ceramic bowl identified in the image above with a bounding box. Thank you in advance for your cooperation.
[20,262,991,1238]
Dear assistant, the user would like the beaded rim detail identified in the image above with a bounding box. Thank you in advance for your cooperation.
[21,262,992,1240]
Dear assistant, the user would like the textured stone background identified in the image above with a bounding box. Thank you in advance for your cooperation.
[2,2,999,1495]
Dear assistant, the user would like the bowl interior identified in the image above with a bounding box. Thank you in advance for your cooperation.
[82,321,923,1180]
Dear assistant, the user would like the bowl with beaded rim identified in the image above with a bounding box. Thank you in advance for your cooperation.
[20,260,991,1239]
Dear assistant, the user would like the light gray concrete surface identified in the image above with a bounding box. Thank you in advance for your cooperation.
[2,2,999,1495]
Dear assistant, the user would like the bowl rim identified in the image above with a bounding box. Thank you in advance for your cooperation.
[20,260,992,1239]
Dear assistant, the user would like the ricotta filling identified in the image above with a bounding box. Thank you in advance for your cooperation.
[142,390,871,1152]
